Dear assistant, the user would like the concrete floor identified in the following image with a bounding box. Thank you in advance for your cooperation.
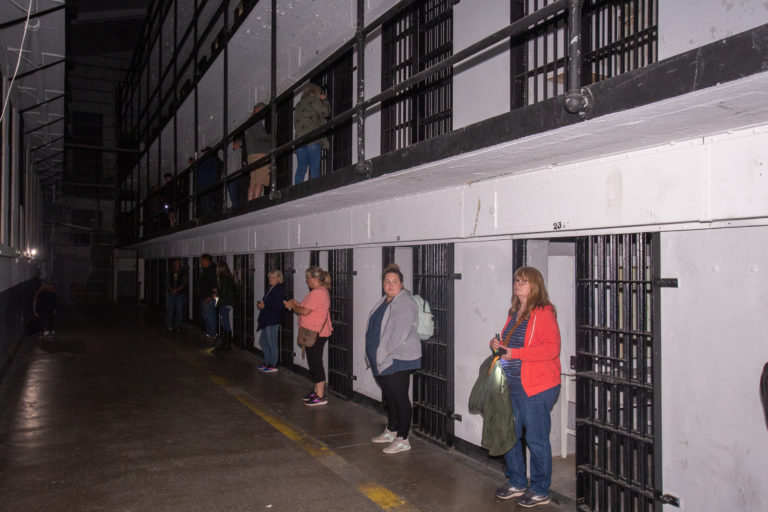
[0,305,574,511]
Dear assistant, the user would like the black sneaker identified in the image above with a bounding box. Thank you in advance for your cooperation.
[516,491,551,508]
[304,395,328,407]
[495,484,527,500]
[302,391,317,402]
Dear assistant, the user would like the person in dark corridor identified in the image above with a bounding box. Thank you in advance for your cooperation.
[293,83,330,184]
[165,258,188,331]
[256,269,285,372]
[198,254,218,340]
[213,261,235,352]
[365,263,422,454]
[33,282,58,336]
[284,266,333,406]
[234,103,271,201]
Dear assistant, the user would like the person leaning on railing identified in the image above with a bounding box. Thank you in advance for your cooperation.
[234,103,271,201]
[293,83,330,184]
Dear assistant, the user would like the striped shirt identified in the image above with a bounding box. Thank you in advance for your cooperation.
[499,313,528,380]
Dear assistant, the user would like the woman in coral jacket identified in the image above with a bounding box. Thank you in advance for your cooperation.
[489,266,561,509]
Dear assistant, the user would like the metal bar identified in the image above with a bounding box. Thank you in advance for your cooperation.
[29,135,64,153]
[24,117,63,134]
[364,0,567,112]
[356,0,366,166]
[651,231,663,510]
[32,150,65,165]
[269,0,278,196]
[64,142,142,153]
[0,4,65,30]
[18,94,65,114]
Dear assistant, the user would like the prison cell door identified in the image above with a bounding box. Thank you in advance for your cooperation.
[191,257,200,325]
[158,259,167,309]
[143,259,151,305]
[233,254,255,350]
[265,252,294,369]
[575,233,664,512]
[412,243,455,446]
[327,249,354,398]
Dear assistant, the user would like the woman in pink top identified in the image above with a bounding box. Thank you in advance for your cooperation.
[284,265,333,406]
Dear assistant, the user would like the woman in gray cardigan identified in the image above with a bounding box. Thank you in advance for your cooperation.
[365,263,422,454]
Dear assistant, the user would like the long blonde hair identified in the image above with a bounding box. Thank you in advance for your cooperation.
[509,266,555,328]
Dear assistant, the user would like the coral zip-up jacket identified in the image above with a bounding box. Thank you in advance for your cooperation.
[502,305,561,397]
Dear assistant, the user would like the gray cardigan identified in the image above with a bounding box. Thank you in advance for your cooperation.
[366,289,422,373]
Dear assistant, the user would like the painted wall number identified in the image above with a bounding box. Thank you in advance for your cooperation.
[553,221,564,230]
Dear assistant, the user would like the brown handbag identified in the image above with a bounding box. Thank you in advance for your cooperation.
[297,326,319,349]
[296,315,329,358]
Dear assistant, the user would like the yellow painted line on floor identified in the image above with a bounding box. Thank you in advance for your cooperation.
[202,366,418,511]
[357,482,408,510]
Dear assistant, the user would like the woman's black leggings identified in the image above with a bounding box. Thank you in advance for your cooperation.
[306,336,329,385]
[375,371,412,439]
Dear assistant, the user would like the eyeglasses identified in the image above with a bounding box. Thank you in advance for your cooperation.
[514,278,529,285]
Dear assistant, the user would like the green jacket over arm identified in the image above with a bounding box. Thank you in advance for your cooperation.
[468,355,517,456]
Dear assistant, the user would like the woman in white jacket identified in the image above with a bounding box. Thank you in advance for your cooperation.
[365,263,422,454]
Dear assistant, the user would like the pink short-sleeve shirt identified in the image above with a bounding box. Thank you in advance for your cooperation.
[299,287,333,337]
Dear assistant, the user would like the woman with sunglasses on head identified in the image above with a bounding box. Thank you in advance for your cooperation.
[490,266,561,508]
[284,266,333,406]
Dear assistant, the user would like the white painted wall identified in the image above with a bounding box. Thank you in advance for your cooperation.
[453,239,514,446]
[352,247,383,399]
[363,27,382,160]
[139,123,768,259]
[176,95,196,169]
[0,258,39,294]
[660,226,768,512]
[452,0,511,130]
[197,55,225,149]
[227,2,272,131]
[659,0,768,60]
[293,250,311,372]
[275,0,355,95]
[547,243,576,457]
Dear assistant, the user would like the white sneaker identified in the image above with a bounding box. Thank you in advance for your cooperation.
[382,436,411,454]
[371,428,397,444]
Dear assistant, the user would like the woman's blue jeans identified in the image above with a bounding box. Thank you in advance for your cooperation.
[294,142,322,184]
[201,299,217,337]
[165,292,185,329]
[259,324,279,367]
[218,305,232,334]
[503,378,560,496]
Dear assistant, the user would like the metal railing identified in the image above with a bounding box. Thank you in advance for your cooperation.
[119,0,658,245]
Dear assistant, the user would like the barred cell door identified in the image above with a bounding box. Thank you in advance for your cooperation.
[158,259,167,309]
[265,252,294,368]
[327,249,354,398]
[191,256,200,324]
[412,243,455,446]
[143,259,151,305]
[233,254,255,349]
[575,233,666,511]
